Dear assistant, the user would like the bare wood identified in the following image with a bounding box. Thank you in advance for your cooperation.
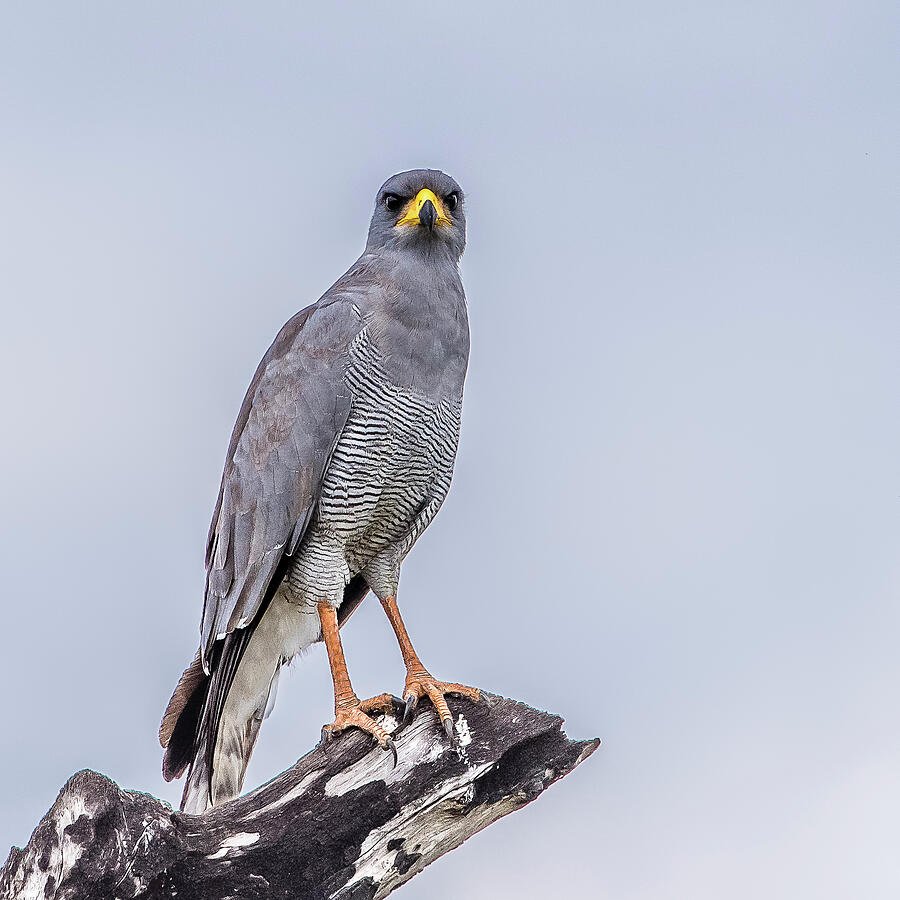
[1,693,598,900]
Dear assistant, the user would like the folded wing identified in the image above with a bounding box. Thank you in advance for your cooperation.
[200,297,360,671]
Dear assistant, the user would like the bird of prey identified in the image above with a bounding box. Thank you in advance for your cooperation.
[159,169,479,814]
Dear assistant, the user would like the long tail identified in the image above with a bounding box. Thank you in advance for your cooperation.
[159,627,279,814]
[160,578,369,814]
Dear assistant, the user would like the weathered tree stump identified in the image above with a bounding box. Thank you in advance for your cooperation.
[1,693,598,900]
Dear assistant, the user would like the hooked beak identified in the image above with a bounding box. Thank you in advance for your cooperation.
[396,188,452,230]
[419,198,437,232]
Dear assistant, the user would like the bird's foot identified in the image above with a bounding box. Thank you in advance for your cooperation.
[320,694,398,765]
[402,671,480,738]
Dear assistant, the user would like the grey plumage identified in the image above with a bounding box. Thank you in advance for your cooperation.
[161,169,469,813]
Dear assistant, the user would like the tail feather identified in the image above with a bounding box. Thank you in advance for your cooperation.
[160,651,209,782]
[180,750,211,814]
[176,626,255,814]
[162,583,354,814]
[167,605,291,814]
[196,671,276,809]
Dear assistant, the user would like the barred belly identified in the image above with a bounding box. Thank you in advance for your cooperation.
[285,329,461,605]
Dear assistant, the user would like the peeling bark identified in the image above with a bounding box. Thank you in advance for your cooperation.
[1,693,598,900]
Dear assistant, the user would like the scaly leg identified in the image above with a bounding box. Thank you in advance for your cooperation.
[318,601,397,763]
[380,594,480,737]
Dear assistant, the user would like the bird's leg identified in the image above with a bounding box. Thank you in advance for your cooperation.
[379,594,480,736]
[318,601,397,761]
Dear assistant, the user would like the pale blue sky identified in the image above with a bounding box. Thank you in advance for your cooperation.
[1,3,898,897]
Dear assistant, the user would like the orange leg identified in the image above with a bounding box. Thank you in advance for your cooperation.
[318,601,397,762]
[380,595,480,737]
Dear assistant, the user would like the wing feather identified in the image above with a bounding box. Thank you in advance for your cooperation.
[200,298,360,669]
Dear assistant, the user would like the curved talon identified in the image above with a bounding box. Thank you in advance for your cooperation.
[386,738,398,768]
[403,694,418,725]
[400,673,479,744]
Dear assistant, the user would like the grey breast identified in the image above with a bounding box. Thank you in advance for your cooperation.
[287,325,462,600]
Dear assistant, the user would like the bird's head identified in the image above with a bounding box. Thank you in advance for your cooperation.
[366,169,466,259]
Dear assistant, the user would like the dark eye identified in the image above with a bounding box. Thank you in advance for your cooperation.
[445,192,459,212]
[384,194,403,212]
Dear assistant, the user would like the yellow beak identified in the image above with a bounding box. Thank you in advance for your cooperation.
[396,188,452,229]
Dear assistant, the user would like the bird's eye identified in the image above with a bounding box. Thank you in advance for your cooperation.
[384,194,403,212]
[445,192,459,212]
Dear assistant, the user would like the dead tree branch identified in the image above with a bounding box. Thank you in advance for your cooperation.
[1,693,598,900]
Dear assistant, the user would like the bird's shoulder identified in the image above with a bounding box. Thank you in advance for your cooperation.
[220,292,366,459]
[204,289,367,565]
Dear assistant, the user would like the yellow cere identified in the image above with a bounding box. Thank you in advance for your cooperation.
[396,188,453,228]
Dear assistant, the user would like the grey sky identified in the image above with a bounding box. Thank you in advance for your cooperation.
[1,3,897,897]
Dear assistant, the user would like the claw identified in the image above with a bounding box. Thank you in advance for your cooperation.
[386,737,398,768]
[443,717,455,740]
[320,726,332,745]
[403,694,418,725]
